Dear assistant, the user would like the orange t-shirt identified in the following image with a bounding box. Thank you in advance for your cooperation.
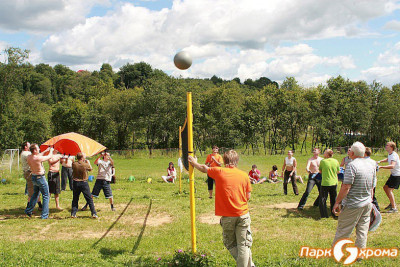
[205,153,223,167]
[207,166,252,217]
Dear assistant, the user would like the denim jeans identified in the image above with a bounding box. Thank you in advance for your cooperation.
[25,174,50,219]
[71,180,97,216]
[298,173,321,209]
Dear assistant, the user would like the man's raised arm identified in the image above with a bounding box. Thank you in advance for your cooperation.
[188,156,209,173]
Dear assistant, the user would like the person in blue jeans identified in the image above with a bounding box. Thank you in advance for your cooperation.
[25,144,54,219]
[298,148,323,210]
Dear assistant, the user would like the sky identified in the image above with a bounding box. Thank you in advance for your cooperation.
[0,0,399,86]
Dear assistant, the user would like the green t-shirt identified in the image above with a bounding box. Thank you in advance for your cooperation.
[319,158,340,186]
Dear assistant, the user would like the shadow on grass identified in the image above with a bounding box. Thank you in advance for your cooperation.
[0,207,64,220]
[2,192,20,196]
[282,207,321,220]
[92,197,134,247]
[126,256,158,267]
[131,199,152,254]
[99,248,126,259]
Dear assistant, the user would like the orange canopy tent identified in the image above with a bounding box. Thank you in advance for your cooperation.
[40,132,106,157]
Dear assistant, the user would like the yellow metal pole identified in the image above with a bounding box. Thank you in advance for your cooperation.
[179,126,182,194]
[187,92,197,253]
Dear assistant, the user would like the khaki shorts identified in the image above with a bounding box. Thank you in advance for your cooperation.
[220,213,253,250]
[24,170,33,197]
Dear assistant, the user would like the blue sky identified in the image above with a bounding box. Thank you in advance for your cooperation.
[0,0,399,86]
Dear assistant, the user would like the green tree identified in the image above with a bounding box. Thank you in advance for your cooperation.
[51,97,88,134]
[117,62,153,89]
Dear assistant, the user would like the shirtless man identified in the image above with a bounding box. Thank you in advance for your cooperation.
[282,150,298,195]
[25,144,53,219]
[48,149,63,210]
[61,155,75,191]
[298,148,323,210]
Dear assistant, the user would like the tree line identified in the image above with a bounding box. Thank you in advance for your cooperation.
[1,47,399,154]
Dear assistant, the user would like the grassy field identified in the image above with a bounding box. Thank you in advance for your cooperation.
[0,152,399,266]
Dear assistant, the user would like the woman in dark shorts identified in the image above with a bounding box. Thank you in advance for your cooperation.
[377,142,400,213]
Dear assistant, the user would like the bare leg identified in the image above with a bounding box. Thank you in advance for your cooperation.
[55,194,63,210]
[384,185,396,208]
[208,190,213,198]
[258,178,267,184]
[109,197,115,211]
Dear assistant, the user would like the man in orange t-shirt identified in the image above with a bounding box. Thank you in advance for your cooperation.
[189,150,254,267]
[205,145,223,199]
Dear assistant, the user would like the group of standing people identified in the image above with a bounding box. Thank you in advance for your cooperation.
[297,142,399,218]
[17,140,399,266]
[187,141,399,266]
[20,142,116,219]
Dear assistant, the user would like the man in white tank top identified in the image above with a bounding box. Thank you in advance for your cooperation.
[282,150,299,195]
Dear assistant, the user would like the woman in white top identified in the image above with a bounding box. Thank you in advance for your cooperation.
[162,162,177,183]
[282,150,299,195]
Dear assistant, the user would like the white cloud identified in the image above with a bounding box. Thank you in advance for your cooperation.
[0,41,9,63]
[360,42,400,85]
[384,20,400,31]
[10,0,392,86]
[179,44,355,85]
[0,0,110,34]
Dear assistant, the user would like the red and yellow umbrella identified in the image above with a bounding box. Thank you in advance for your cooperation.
[40,132,106,157]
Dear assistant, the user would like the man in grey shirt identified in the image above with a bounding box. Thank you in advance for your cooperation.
[332,141,376,249]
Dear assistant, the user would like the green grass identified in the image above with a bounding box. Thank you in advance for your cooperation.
[0,153,399,266]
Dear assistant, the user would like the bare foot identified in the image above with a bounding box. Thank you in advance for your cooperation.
[56,207,63,210]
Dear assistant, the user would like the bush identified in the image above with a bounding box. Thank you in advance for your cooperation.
[159,250,214,267]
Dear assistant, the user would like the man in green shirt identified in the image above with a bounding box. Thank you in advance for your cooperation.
[319,149,340,218]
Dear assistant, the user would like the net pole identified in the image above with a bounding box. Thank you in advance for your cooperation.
[179,126,182,194]
[187,92,197,253]
[9,150,13,174]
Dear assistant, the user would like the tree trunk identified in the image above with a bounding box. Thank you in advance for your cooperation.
[301,128,308,154]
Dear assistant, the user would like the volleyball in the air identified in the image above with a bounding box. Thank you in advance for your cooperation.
[174,51,192,70]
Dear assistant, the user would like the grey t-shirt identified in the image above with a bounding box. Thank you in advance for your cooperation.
[96,159,113,182]
[343,158,376,208]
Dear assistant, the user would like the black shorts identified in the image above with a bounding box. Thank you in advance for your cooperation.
[385,175,400,189]
[92,179,113,199]
[48,171,61,194]
[207,175,215,190]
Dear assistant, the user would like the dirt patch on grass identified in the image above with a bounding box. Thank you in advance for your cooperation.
[198,212,220,225]
[9,202,172,241]
[264,202,299,209]
[120,213,173,227]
